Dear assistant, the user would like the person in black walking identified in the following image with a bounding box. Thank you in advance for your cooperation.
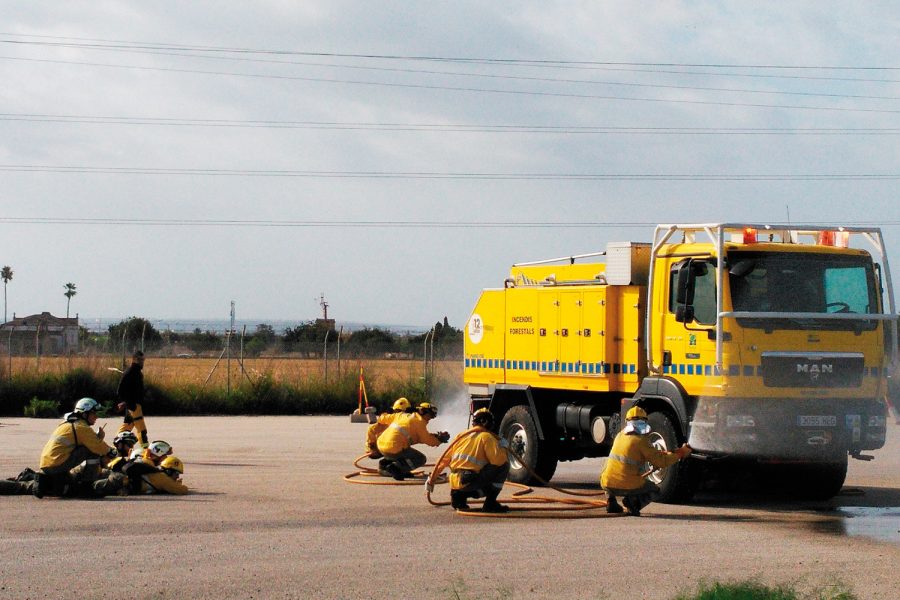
[117,350,149,447]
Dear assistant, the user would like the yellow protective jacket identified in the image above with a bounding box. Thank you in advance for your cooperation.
[376,413,440,455]
[39,416,114,470]
[436,427,508,490]
[600,431,680,491]
[365,412,403,452]
[136,471,189,495]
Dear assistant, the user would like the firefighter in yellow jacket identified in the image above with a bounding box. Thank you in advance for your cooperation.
[431,408,510,513]
[600,406,691,516]
[364,397,413,458]
[122,441,188,495]
[376,402,449,480]
[35,397,117,498]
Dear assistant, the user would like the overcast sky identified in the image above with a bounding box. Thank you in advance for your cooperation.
[1,1,897,331]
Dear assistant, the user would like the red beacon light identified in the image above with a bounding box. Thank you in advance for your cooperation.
[742,227,757,244]
[817,229,849,247]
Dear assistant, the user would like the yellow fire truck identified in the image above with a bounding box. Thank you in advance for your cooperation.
[464,223,897,501]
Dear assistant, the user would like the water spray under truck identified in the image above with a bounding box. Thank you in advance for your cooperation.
[463,223,897,502]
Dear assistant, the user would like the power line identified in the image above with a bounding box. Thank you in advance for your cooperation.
[3,41,898,100]
[1,113,896,135]
[0,165,895,180]
[2,34,897,70]
[3,54,899,115]
[2,216,898,229]
[6,35,899,85]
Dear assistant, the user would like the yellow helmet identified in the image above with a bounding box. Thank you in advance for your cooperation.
[626,406,648,421]
[417,402,437,418]
[473,408,493,427]
[392,397,411,412]
[160,455,184,474]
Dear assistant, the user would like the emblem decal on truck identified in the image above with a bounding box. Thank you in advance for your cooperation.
[467,313,484,345]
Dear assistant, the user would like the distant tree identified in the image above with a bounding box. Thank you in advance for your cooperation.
[1,265,12,323]
[283,321,329,350]
[108,316,163,352]
[243,323,277,357]
[64,282,77,319]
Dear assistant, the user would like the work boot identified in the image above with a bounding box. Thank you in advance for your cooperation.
[623,496,641,517]
[32,472,46,499]
[450,491,470,511]
[606,497,624,514]
[481,499,510,514]
[383,462,405,481]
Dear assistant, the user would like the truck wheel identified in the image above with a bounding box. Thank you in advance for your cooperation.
[499,405,558,485]
[647,411,699,504]
[792,456,848,500]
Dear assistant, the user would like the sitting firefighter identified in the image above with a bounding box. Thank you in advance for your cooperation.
[600,406,692,516]
[376,402,449,480]
[122,441,188,495]
[430,407,510,513]
[364,397,413,459]
[34,397,117,498]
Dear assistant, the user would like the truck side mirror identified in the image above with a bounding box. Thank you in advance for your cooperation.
[675,304,695,323]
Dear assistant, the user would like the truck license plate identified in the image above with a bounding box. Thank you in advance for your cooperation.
[798,415,836,427]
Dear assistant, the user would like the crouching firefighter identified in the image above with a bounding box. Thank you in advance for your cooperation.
[429,408,510,513]
[376,402,449,480]
[364,397,413,459]
[600,406,692,516]
[34,397,117,498]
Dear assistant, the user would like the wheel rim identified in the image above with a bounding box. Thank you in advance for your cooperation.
[507,424,528,470]
[647,431,668,485]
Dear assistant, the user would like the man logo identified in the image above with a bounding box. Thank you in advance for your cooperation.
[797,363,832,381]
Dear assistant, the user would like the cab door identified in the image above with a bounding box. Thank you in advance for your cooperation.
[665,258,718,391]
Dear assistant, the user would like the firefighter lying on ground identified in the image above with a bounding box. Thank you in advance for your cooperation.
[600,406,692,516]
[429,407,510,513]
[376,402,450,480]
[364,397,413,459]
[122,440,189,495]
[33,397,118,498]
[86,430,140,496]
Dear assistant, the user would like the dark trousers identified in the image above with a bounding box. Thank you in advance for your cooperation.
[602,480,660,512]
[381,447,427,475]
[454,462,510,502]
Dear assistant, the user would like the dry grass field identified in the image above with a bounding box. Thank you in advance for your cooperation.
[3,354,464,390]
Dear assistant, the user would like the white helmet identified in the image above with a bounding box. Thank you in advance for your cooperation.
[147,440,173,458]
[113,431,139,447]
[74,398,102,413]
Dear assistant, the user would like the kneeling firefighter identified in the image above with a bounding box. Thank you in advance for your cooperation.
[430,408,510,513]
[363,397,412,459]
[376,402,449,480]
[600,406,691,516]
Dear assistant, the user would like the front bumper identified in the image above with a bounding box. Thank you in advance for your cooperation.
[688,397,887,461]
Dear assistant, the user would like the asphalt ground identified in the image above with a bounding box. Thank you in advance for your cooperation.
[1,416,898,600]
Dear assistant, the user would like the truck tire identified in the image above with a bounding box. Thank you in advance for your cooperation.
[791,456,848,500]
[499,405,558,484]
[647,411,699,503]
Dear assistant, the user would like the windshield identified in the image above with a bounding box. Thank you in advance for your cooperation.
[728,251,878,330]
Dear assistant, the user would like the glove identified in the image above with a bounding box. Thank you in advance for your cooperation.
[675,444,692,459]
[499,438,509,449]
[425,479,435,494]
[436,431,450,444]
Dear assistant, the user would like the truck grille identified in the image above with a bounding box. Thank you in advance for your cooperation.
[761,352,864,388]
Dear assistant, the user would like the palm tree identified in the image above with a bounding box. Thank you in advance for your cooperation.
[64,282,77,319]
[1,266,12,323]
